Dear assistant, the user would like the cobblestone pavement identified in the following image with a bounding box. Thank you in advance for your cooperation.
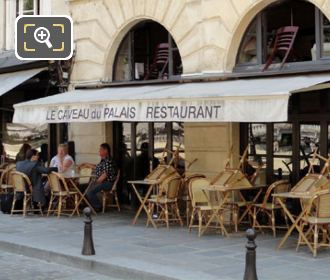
[0,250,115,280]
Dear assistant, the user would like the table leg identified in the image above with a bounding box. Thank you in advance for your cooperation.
[200,190,229,237]
[131,184,157,229]
[238,189,264,225]
[276,199,313,253]
[70,179,97,216]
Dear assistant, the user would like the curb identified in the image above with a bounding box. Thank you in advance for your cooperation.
[0,240,177,280]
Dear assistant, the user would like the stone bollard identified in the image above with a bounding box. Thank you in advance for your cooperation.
[243,228,258,280]
[82,207,95,255]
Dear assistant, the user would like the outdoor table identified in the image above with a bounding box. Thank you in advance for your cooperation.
[272,192,315,253]
[205,184,268,224]
[128,179,160,229]
[61,172,98,216]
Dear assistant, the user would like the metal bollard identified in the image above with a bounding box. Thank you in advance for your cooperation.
[82,207,95,255]
[243,228,258,280]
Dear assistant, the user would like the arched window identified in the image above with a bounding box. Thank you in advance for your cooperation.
[113,21,183,82]
[236,0,330,71]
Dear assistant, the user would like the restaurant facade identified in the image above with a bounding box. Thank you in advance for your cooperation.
[10,0,330,203]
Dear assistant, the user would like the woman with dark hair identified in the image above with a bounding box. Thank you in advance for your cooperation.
[79,143,118,211]
[15,143,32,162]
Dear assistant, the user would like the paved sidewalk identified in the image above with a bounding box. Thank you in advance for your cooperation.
[0,251,114,280]
[0,211,329,280]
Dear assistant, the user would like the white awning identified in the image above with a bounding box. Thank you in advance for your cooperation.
[13,74,330,124]
[0,68,45,97]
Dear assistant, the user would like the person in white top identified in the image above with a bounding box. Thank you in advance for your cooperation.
[50,143,75,176]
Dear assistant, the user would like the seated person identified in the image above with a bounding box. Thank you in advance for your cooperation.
[50,143,75,176]
[79,143,117,211]
[16,149,58,206]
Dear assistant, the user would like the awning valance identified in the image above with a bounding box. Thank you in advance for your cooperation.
[0,68,45,97]
[13,74,330,124]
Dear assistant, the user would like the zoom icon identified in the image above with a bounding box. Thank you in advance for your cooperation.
[15,16,73,60]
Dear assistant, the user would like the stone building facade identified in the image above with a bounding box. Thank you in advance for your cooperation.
[66,0,330,179]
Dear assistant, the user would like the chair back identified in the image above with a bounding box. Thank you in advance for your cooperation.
[162,174,182,200]
[79,167,93,185]
[180,174,206,197]
[11,171,31,193]
[291,174,328,194]
[189,178,210,207]
[273,26,299,53]
[48,172,68,193]
[316,192,330,219]
[262,180,289,207]
[211,169,252,189]
[1,164,15,184]
[112,170,121,191]
[145,164,177,182]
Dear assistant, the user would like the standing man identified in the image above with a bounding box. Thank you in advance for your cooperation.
[16,149,57,206]
[79,143,118,212]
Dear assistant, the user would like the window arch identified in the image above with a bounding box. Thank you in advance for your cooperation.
[236,0,330,71]
[113,20,183,82]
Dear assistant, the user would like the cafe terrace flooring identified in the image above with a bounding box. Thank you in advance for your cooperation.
[0,211,329,280]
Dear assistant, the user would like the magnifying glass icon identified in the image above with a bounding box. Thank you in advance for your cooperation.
[34,27,53,49]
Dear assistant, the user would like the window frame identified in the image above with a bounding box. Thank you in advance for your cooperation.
[235,5,330,72]
[112,22,182,83]
[16,0,39,16]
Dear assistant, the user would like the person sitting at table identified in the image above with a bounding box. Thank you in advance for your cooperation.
[16,149,58,207]
[15,143,31,162]
[50,143,75,176]
[79,143,118,212]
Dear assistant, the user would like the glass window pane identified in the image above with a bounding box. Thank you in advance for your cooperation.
[300,124,320,170]
[122,123,132,156]
[154,123,166,161]
[274,123,292,156]
[173,122,184,159]
[321,15,330,58]
[3,123,48,161]
[23,0,34,11]
[136,123,149,156]
[237,19,258,64]
[249,124,266,155]
[113,35,131,81]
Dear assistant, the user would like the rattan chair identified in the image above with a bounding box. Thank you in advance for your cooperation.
[11,171,43,217]
[252,180,289,236]
[47,172,79,218]
[180,174,206,226]
[211,168,253,232]
[296,191,330,257]
[188,177,227,236]
[147,174,183,228]
[0,164,15,193]
[79,166,93,186]
[101,171,121,213]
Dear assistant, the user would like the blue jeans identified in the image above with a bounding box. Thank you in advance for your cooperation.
[86,181,113,209]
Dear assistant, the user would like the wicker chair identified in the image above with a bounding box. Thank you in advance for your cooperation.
[211,168,253,232]
[296,191,330,257]
[0,164,15,193]
[147,174,183,228]
[252,180,289,236]
[188,177,228,237]
[180,174,206,226]
[11,171,43,217]
[47,172,79,218]
[101,171,121,213]
[79,167,93,186]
